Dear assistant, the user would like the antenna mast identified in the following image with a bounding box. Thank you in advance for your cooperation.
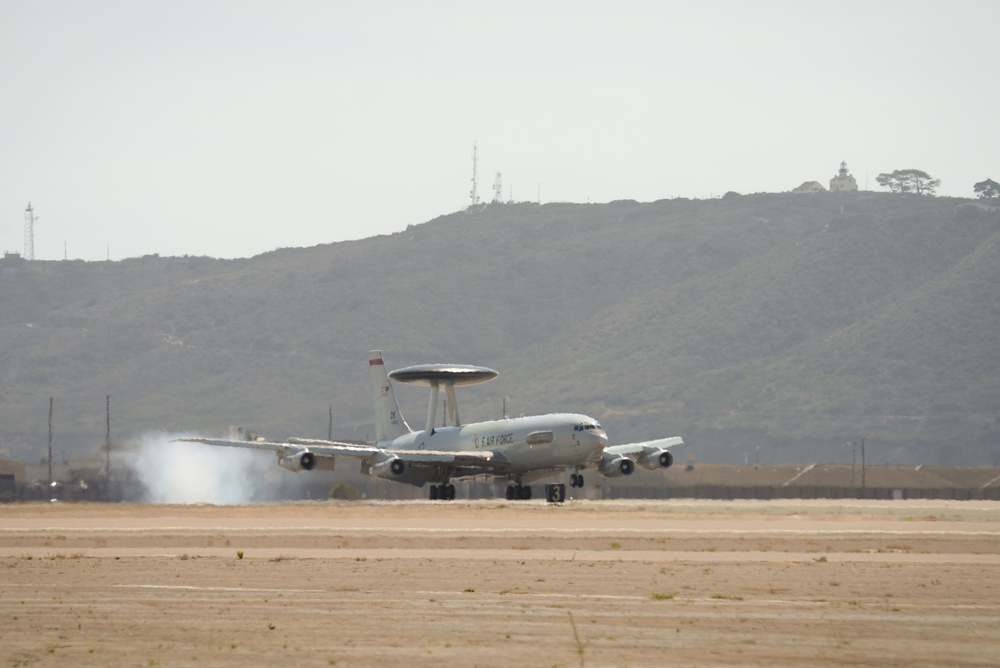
[24,202,36,260]
[469,142,480,207]
[493,172,503,203]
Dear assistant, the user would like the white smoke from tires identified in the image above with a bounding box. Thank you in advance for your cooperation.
[123,432,273,504]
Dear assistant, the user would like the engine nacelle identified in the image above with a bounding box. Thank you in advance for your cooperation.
[637,449,673,470]
[600,454,635,478]
[369,456,406,480]
[278,450,316,472]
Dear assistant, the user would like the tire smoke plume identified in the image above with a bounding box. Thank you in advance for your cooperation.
[124,432,274,504]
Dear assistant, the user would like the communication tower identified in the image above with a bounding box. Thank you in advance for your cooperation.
[469,143,480,207]
[24,202,36,260]
[493,172,503,203]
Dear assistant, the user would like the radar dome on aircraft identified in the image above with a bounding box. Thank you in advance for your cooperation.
[388,364,498,387]
[389,363,499,432]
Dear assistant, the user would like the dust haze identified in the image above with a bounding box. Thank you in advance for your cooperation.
[123,432,276,504]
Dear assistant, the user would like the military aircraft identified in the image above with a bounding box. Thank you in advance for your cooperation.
[181,350,683,501]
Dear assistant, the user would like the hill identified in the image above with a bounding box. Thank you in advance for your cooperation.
[1,192,998,466]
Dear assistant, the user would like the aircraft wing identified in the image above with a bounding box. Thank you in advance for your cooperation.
[598,436,683,476]
[604,436,683,459]
[176,437,508,475]
[287,437,508,470]
[178,437,375,457]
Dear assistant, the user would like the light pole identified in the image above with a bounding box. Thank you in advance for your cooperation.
[860,433,872,496]
[845,440,858,488]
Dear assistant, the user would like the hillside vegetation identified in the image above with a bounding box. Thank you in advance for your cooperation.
[1,192,998,465]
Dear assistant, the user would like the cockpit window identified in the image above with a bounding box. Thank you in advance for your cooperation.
[575,423,603,432]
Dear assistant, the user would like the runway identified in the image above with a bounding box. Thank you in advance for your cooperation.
[3,499,999,666]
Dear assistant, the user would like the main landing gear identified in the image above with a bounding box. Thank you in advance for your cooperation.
[429,483,455,501]
[505,484,532,500]
[505,474,583,502]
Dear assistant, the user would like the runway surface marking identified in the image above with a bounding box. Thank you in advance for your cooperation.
[4,547,1000,563]
[4,526,999,537]
[113,584,325,593]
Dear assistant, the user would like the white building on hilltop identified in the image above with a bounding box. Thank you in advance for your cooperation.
[830,161,858,192]
[792,180,826,194]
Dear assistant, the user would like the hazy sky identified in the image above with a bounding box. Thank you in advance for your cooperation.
[2,1,997,260]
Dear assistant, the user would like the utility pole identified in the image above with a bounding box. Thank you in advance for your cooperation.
[328,404,333,441]
[861,433,871,495]
[105,395,111,479]
[845,440,857,488]
[47,397,53,488]
[851,443,856,486]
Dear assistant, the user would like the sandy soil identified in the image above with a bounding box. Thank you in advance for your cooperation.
[2,498,999,667]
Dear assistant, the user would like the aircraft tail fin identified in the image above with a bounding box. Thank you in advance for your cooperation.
[369,350,411,442]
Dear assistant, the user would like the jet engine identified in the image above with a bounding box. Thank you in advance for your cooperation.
[637,449,673,470]
[370,455,407,479]
[600,454,635,478]
[278,450,316,472]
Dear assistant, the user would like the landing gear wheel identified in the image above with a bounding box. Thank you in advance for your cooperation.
[430,483,455,501]
[570,473,584,488]
[505,484,532,500]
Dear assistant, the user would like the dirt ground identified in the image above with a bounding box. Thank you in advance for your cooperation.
[2,499,999,667]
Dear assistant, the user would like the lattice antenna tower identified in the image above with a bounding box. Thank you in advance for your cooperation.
[469,142,480,207]
[493,172,503,203]
[24,202,37,260]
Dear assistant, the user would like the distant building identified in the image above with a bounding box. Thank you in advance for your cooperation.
[1,251,24,273]
[830,161,858,192]
[792,181,826,194]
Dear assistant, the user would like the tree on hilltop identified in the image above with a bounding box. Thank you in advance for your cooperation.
[876,169,941,195]
[973,178,1000,199]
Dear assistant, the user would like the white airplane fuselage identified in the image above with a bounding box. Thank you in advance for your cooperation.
[381,412,608,474]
